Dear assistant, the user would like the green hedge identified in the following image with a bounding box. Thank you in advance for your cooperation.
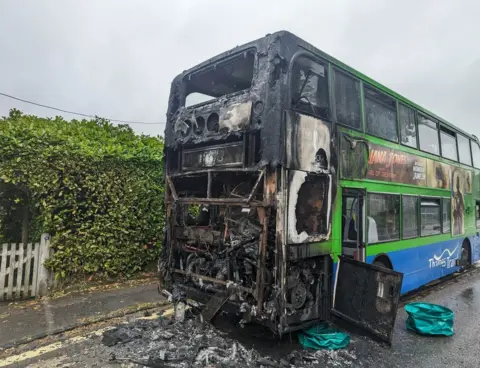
[0,109,165,279]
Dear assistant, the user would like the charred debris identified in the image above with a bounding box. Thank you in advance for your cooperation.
[160,31,337,336]
[100,312,360,368]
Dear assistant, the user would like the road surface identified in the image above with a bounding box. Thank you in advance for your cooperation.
[1,266,479,367]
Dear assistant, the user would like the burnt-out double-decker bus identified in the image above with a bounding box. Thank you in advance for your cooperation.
[160,30,479,341]
[160,31,337,335]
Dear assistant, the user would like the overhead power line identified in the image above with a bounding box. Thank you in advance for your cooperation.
[0,92,165,125]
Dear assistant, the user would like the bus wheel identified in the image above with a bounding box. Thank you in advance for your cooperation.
[459,239,471,271]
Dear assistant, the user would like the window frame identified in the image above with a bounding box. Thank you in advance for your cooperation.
[457,133,473,167]
[366,192,401,245]
[439,125,459,163]
[289,53,331,121]
[333,67,363,132]
[183,48,256,107]
[401,195,419,240]
[417,113,440,157]
[420,196,442,237]
[363,84,399,143]
[471,140,480,169]
[398,103,418,149]
[442,197,452,234]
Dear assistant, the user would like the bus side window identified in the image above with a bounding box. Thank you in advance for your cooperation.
[471,140,480,169]
[418,115,439,156]
[458,134,472,166]
[334,70,361,130]
[420,198,442,236]
[291,56,329,120]
[399,104,417,148]
[343,197,356,241]
[364,85,398,142]
[367,193,400,243]
[367,217,379,244]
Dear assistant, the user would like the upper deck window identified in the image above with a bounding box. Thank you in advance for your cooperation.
[184,50,255,107]
[471,140,480,169]
[399,104,417,148]
[291,56,329,120]
[458,134,472,166]
[334,70,361,130]
[364,85,398,142]
[440,126,458,161]
[418,114,439,155]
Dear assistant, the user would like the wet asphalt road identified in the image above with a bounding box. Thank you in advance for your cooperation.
[0,281,162,349]
[212,265,480,367]
[360,266,480,368]
[3,266,480,367]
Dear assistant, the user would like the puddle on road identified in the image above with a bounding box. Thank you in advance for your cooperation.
[460,287,474,303]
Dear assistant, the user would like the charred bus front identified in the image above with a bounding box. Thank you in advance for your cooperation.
[160,31,337,335]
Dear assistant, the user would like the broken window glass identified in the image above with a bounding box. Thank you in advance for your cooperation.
[418,115,439,155]
[399,104,417,148]
[420,198,441,236]
[291,56,329,120]
[472,140,480,169]
[440,127,458,161]
[364,85,398,142]
[457,134,472,166]
[335,70,361,130]
[184,50,255,106]
[367,193,400,243]
[402,196,418,239]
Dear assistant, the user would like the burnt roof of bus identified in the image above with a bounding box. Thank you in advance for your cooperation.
[169,31,284,84]
[168,30,474,141]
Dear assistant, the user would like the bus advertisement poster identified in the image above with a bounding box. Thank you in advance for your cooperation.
[365,143,472,193]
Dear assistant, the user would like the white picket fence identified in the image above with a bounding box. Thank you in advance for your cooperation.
[0,234,53,301]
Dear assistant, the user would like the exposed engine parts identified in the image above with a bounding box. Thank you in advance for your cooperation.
[161,31,337,336]
[174,196,264,297]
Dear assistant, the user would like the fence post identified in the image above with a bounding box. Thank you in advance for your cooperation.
[36,233,51,297]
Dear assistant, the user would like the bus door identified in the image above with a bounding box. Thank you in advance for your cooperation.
[341,189,365,262]
[332,255,403,344]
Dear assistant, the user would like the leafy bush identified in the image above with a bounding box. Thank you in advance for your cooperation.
[0,109,165,279]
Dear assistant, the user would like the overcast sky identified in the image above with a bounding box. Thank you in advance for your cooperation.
[0,0,479,137]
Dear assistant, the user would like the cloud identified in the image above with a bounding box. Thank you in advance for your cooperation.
[0,0,479,138]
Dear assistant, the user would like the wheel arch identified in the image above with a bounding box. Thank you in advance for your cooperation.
[372,253,394,270]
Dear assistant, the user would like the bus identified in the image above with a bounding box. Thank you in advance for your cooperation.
[159,30,480,339]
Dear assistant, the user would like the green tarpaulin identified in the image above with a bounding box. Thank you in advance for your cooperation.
[298,323,350,350]
[405,302,454,337]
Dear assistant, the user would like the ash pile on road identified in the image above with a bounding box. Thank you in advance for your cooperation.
[98,312,361,368]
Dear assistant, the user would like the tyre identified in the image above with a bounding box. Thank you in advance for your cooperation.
[459,239,471,271]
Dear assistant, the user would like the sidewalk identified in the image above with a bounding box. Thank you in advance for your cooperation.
[0,279,166,349]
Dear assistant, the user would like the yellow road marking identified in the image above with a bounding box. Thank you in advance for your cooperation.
[136,312,162,320]
[0,327,110,367]
[0,305,176,367]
